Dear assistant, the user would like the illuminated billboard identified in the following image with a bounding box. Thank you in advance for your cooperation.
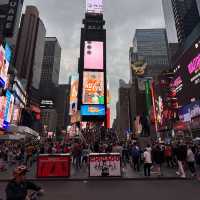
[69,75,79,115]
[0,44,11,87]
[170,76,183,94]
[4,90,14,124]
[82,72,104,104]
[0,96,6,128]
[187,53,200,85]
[81,105,105,116]
[173,44,200,106]
[84,41,104,70]
[86,0,103,14]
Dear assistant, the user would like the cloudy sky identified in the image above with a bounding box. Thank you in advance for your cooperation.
[23,0,165,123]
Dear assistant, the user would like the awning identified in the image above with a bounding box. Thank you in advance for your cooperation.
[7,125,39,138]
[17,126,39,138]
[0,134,25,141]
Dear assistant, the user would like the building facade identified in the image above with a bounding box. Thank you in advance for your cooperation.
[130,28,169,81]
[32,19,46,90]
[163,0,200,44]
[162,0,178,43]
[40,37,61,87]
[14,6,40,90]
[116,80,130,140]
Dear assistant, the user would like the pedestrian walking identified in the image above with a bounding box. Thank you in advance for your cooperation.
[131,143,140,171]
[187,146,196,177]
[176,142,187,178]
[143,148,152,177]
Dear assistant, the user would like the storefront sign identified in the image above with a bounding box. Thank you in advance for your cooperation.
[89,153,121,177]
[37,154,71,178]
[3,0,19,37]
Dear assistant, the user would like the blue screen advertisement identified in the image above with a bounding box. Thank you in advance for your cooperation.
[3,91,14,129]
[81,105,105,116]
[179,100,200,122]
[0,43,11,87]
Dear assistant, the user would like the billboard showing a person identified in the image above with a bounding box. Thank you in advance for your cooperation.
[84,41,104,70]
[69,74,79,115]
[82,72,104,105]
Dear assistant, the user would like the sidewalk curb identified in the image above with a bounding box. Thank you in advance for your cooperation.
[0,177,194,182]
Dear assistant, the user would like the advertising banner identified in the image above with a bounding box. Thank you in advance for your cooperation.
[37,154,71,178]
[0,44,10,87]
[187,53,200,85]
[82,72,104,104]
[5,91,14,124]
[84,41,104,70]
[81,105,105,116]
[69,75,79,115]
[89,153,121,177]
[0,96,6,128]
[179,100,200,122]
[86,0,103,14]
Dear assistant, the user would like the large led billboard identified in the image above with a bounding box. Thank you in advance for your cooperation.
[69,75,79,115]
[4,90,14,124]
[82,72,104,105]
[179,100,200,122]
[84,41,104,70]
[86,0,103,14]
[187,53,200,85]
[0,44,11,87]
[0,96,6,128]
[81,105,105,116]
[173,46,200,106]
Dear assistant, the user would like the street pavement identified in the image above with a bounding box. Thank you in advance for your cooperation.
[0,179,199,200]
[0,161,195,180]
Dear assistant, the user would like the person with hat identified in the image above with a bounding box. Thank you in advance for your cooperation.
[5,165,44,200]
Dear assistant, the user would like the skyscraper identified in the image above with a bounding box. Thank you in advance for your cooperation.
[162,0,178,43]
[130,28,169,81]
[40,37,61,87]
[162,0,200,44]
[14,6,42,90]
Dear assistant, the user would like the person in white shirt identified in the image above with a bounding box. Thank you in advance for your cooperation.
[187,146,196,176]
[143,148,152,176]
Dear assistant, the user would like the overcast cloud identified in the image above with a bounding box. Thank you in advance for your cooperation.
[23,0,165,123]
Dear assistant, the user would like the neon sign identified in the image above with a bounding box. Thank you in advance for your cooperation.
[187,54,200,74]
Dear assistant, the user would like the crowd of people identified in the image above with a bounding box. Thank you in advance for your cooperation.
[123,140,200,178]
[0,141,39,171]
[0,129,200,179]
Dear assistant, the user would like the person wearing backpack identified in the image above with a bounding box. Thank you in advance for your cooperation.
[131,143,140,171]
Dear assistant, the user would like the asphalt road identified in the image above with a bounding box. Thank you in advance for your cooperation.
[0,180,199,200]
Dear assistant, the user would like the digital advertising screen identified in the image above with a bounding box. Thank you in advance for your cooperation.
[0,44,10,87]
[4,90,14,124]
[0,96,6,128]
[82,72,104,105]
[81,105,105,116]
[86,0,103,14]
[187,53,200,85]
[179,100,200,122]
[84,41,104,70]
[89,153,121,177]
[69,75,79,115]
[170,76,183,94]
[173,42,200,106]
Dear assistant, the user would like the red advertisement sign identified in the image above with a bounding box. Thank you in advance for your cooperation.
[89,153,121,177]
[37,155,71,178]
